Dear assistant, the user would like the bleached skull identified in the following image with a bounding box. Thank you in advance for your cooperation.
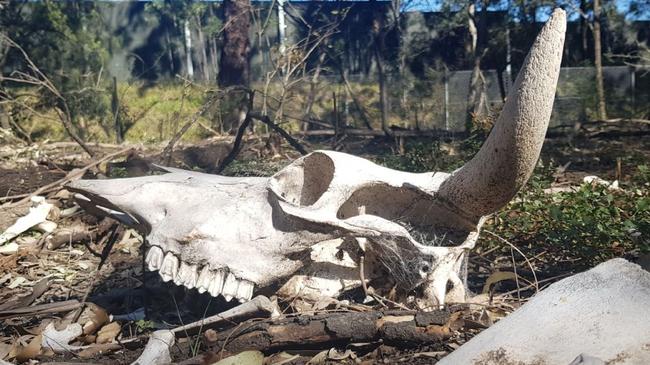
[67,10,565,307]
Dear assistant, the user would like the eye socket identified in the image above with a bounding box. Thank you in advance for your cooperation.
[419,262,431,274]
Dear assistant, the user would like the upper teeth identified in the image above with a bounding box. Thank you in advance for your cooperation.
[144,246,254,302]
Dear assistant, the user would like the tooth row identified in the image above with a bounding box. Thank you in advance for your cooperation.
[144,246,254,302]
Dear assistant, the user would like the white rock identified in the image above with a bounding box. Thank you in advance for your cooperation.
[439,259,650,365]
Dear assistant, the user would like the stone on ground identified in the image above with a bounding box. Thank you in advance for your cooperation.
[439,258,650,365]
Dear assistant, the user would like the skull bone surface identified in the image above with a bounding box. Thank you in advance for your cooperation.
[67,9,566,307]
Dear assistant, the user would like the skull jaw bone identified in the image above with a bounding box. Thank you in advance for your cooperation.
[70,150,482,307]
[68,8,567,308]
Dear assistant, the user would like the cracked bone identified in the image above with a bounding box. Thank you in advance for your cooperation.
[172,295,278,335]
[66,9,566,307]
[438,259,650,365]
[41,322,83,353]
[131,330,174,365]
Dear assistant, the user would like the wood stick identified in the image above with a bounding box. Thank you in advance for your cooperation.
[295,128,466,138]
[0,300,81,320]
[248,112,308,155]
[203,309,456,353]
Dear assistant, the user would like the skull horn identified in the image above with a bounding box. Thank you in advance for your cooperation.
[439,9,566,219]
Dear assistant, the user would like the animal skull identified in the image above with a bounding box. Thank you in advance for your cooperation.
[67,9,566,307]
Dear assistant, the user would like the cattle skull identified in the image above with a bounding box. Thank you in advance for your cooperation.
[67,9,565,307]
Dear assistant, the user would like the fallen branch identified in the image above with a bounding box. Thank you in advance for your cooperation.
[597,118,650,125]
[160,95,218,165]
[547,119,650,138]
[248,111,308,155]
[213,91,255,173]
[0,299,81,320]
[296,128,466,138]
[203,309,458,353]
[213,113,253,174]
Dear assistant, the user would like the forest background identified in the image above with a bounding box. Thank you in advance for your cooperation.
[1,0,649,145]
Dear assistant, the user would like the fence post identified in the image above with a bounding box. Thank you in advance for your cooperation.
[444,68,449,131]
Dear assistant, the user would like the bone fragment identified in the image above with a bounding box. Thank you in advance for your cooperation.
[41,322,83,353]
[36,220,57,234]
[131,330,174,365]
[0,242,18,255]
[211,351,264,365]
[583,175,620,190]
[172,295,276,336]
[438,259,650,365]
[0,196,52,246]
[110,307,146,322]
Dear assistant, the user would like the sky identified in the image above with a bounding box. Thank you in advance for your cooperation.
[100,0,649,21]
[402,0,649,21]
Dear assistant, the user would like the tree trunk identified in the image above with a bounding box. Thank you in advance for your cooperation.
[580,0,589,58]
[210,37,219,79]
[391,0,409,127]
[111,77,123,143]
[465,2,489,132]
[302,50,326,131]
[165,28,175,75]
[0,104,10,131]
[0,34,8,131]
[277,0,287,55]
[184,20,194,79]
[371,0,389,134]
[593,0,607,120]
[195,15,210,82]
[375,45,389,134]
[219,0,251,88]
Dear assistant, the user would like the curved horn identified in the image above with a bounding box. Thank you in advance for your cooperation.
[439,9,566,219]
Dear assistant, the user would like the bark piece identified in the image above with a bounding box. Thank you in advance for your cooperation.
[204,310,453,353]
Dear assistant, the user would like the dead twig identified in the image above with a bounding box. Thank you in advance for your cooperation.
[72,222,122,322]
[214,91,255,173]
[0,34,94,157]
[160,91,217,165]
[0,300,81,320]
[248,111,308,155]
[484,230,539,294]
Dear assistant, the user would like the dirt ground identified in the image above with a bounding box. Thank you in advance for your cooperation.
[0,133,648,364]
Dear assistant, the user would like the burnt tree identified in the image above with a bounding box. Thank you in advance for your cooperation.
[219,0,251,88]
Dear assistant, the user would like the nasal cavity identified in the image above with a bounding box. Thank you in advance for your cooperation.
[271,152,334,206]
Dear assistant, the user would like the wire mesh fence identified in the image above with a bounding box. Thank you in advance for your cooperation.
[313,65,647,133]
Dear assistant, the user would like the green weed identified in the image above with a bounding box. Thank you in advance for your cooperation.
[487,165,650,269]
